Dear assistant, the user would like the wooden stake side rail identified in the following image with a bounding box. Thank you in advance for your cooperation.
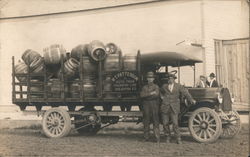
[12,51,142,105]
[13,98,140,103]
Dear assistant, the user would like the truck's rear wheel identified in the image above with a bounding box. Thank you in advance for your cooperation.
[74,107,101,135]
[189,107,222,143]
[220,110,241,139]
[42,107,71,138]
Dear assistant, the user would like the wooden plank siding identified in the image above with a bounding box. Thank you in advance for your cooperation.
[214,38,250,105]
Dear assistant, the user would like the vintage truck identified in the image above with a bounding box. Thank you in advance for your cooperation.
[12,50,241,143]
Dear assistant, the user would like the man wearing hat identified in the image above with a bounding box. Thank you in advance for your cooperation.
[160,73,196,144]
[140,71,160,143]
[196,75,208,88]
[208,73,219,87]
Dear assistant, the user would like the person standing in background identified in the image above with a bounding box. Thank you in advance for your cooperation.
[208,73,219,87]
[196,75,208,88]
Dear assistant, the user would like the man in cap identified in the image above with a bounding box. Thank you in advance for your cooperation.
[208,73,219,87]
[196,75,208,88]
[160,73,196,144]
[140,71,160,143]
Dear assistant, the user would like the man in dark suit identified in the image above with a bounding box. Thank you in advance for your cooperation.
[208,73,219,87]
[160,74,196,144]
[140,71,160,143]
[196,75,208,88]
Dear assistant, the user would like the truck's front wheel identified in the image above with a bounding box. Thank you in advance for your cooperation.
[189,107,222,143]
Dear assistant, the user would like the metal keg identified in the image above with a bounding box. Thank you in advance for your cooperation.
[88,40,107,61]
[105,43,122,55]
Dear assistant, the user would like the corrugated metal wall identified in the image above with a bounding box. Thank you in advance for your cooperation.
[214,38,250,105]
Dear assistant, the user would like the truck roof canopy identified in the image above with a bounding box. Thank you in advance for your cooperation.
[141,51,202,67]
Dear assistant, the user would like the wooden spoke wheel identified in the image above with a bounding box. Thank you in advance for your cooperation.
[189,107,222,143]
[74,107,101,135]
[42,108,71,138]
[220,110,241,139]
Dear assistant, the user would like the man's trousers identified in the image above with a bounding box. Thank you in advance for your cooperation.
[143,101,160,141]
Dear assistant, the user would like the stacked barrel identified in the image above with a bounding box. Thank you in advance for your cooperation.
[14,40,137,99]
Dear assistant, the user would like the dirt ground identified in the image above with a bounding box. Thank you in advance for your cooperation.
[0,122,249,157]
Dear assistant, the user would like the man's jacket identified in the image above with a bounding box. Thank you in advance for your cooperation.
[196,80,207,88]
[208,79,219,87]
[140,82,160,105]
[160,83,194,114]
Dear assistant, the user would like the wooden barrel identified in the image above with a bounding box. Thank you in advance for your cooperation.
[30,79,43,98]
[83,75,97,83]
[123,55,137,71]
[69,80,80,98]
[47,79,60,93]
[105,43,122,55]
[64,58,79,78]
[82,76,96,97]
[47,79,63,98]
[30,57,44,73]
[43,44,66,65]
[71,44,89,61]
[15,61,28,82]
[104,54,121,72]
[22,49,41,65]
[83,82,96,97]
[82,56,98,74]
[103,76,115,98]
[88,40,107,61]
[69,78,96,98]
[57,58,79,79]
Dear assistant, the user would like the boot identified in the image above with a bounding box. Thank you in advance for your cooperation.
[177,137,182,144]
[143,137,150,142]
[166,137,170,143]
[156,137,160,144]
